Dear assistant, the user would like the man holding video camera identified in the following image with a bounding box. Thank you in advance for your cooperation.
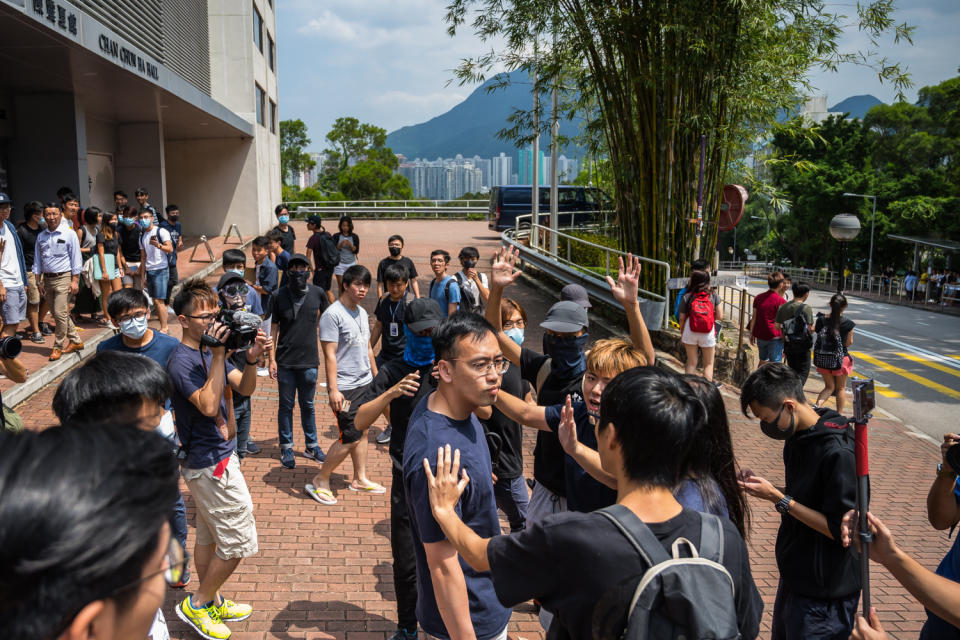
[922,433,960,638]
[167,278,269,640]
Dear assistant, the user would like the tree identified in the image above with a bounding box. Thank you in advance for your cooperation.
[445,0,912,287]
[325,117,390,172]
[322,117,412,200]
[280,119,315,186]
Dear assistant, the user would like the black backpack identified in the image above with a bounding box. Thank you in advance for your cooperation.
[316,232,339,269]
[813,314,846,370]
[782,306,813,352]
[598,505,740,640]
[454,272,483,314]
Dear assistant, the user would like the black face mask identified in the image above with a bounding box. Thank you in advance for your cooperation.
[289,270,309,291]
[167,214,179,223]
[760,403,796,440]
[461,258,477,269]
[388,246,402,257]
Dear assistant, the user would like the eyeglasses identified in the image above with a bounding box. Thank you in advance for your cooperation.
[502,320,525,330]
[117,310,148,323]
[186,312,217,321]
[115,536,189,593]
[222,283,249,297]
[448,357,510,377]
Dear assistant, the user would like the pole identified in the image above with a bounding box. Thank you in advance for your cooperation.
[532,43,539,234]
[694,135,706,260]
[838,241,847,294]
[855,419,872,616]
[867,195,876,285]
[549,26,559,256]
[737,288,747,352]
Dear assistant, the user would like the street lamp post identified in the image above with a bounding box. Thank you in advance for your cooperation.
[843,192,877,284]
[829,213,862,293]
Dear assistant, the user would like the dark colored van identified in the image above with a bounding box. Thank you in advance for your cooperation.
[488,185,612,231]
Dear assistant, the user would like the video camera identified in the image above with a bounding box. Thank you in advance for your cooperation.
[0,335,22,359]
[200,308,261,351]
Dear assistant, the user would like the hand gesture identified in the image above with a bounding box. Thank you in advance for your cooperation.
[941,433,959,467]
[391,371,421,399]
[423,444,470,520]
[557,395,578,455]
[738,473,782,503]
[850,608,887,640]
[606,254,641,306]
[491,246,522,290]
[247,329,270,360]
[204,320,231,351]
[329,389,345,413]
[840,510,898,567]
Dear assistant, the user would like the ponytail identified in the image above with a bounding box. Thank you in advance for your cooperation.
[828,293,847,335]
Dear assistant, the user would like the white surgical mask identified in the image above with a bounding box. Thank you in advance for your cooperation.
[119,315,148,339]
[505,327,525,346]
[227,268,244,276]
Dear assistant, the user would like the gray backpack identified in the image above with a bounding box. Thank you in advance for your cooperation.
[598,505,740,640]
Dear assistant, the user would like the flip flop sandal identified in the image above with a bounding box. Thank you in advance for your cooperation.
[304,483,337,505]
[349,483,387,494]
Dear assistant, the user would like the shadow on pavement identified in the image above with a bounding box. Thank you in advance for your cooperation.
[269,600,395,639]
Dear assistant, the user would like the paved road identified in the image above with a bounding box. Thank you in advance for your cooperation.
[737,275,960,441]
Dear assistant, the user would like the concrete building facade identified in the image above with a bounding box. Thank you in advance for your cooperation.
[0,0,281,236]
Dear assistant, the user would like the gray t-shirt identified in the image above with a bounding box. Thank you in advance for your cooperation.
[319,300,372,390]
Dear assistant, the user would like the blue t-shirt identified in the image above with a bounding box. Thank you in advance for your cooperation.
[674,476,731,520]
[159,219,181,266]
[429,275,461,317]
[545,400,618,513]
[674,286,688,318]
[403,392,511,640]
[923,480,960,639]
[98,330,180,410]
[166,343,237,469]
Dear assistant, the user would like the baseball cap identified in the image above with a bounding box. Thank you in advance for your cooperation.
[560,283,591,308]
[288,253,310,268]
[540,300,589,333]
[0,193,11,205]
[217,272,246,290]
[307,214,323,227]
[404,298,444,332]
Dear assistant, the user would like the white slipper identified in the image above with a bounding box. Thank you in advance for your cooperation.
[349,483,387,495]
[305,483,337,505]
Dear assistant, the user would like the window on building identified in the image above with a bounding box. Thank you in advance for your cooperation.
[255,84,265,126]
[270,99,277,134]
[268,34,275,71]
[253,4,263,53]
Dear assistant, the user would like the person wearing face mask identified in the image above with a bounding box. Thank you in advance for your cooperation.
[267,254,329,469]
[137,209,173,333]
[377,234,420,299]
[453,246,488,314]
[738,363,860,640]
[273,204,296,253]
[160,204,184,307]
[97,288,187,584]
[117,205,143,289]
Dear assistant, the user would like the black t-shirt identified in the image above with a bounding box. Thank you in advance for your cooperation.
[481,363,530,480]
[17,223,40,267]
[96,230,119,257]
[367,358,437,464]
[267,285,329,368]
[487,508,763,640]
[374,293,411,361]
[814,315,856,348]
[118,223,142,262]
[377,256,418,294]
[273,224,296,254]
[545,400,617,512]
[520,347,584,497]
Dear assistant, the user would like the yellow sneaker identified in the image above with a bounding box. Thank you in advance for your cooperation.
[216,598,253,622]
[176,596,232,639]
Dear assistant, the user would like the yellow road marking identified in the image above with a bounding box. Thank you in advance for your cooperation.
[950,355,960,361]
[851,351,960,400]
[851,370,902,398]
[895,352,960,379]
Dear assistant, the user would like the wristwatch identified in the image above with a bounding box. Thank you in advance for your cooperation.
[775,495,793,515]
[937,463,958,480]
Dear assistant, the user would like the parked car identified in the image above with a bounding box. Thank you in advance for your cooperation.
[488,185,612,231]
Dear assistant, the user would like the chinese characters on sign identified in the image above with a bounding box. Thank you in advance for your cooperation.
[33,0,78,37]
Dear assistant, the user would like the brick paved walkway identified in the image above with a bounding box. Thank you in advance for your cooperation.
[13,220,952,639]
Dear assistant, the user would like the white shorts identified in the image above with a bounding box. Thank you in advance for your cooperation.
[333,261,355,276]
[681,321,717,348]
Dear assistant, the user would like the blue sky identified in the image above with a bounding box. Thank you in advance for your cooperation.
[276,0,960,153]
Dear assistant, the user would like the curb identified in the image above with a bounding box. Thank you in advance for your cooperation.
[9,237,252,410]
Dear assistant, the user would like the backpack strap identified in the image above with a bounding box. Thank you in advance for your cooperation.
[597,504,671,566]
[534,357,553,394]
[696,512,725,564]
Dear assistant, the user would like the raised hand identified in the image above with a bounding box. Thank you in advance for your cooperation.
[423,444,470,519]
[557,395,578,455]
[606,253,641,306]
[491,246,522,290]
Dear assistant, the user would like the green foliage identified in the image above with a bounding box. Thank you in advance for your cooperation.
[280,119,315,186]
[315,117,413,200]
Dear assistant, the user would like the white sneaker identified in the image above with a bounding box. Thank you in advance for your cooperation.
[256,367,269,377]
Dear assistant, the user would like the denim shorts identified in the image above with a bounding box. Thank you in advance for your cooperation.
[1,285,27,325]
[757,338,784,362]
[145,268,169,301]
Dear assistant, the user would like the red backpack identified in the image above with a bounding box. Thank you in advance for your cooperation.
[688,291,715,333]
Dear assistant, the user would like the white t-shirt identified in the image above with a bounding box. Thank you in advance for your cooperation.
[455,270,488,310]
[0,223,23,288]
[139,226,171,272]
[318,300,372,391]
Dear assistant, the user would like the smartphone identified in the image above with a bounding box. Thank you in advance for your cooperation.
[850,378,876,423]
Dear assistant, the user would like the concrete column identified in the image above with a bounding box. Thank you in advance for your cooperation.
[115,122,166,208]
[8,93,87,211]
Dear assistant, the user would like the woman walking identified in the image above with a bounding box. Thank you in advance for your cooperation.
[74,206,103,323]
[94,212,124,325]
[813,293,855,415]
[677,269,722,381]
[332,215,359,297]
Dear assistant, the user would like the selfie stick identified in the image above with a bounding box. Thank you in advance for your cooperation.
[851,377,876,618]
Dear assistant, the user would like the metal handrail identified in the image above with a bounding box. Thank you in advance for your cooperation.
[285,199,490,208]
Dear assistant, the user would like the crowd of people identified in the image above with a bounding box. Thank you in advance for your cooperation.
[2,204,960,640]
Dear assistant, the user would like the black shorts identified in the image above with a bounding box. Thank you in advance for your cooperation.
[336,383,372,444]
[314,267,334,291]
[165,264,179,303]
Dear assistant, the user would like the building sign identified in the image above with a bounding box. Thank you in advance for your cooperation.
[97,34,160,81]
[29,0,80,40]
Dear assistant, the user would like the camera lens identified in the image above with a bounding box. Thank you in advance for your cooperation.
[946,443,960,475]
[0,336,22,359]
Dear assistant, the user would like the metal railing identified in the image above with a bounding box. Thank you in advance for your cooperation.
[284,199,489,220]
[504,214,670,329]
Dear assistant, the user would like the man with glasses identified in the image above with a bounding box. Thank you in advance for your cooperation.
[33,202,83,360]
[0,421,183,640]
[168,278,269,640]
[266,254,329,468]
[402,312,512,640]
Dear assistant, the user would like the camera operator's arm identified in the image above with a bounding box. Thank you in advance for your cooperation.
[227,330,269,397]
[928,434,960,530]
[188,323,230,417]
[0,354,27,384]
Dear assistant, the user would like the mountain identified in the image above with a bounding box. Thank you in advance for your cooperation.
[385,70,584,161]
[828,94,884,119]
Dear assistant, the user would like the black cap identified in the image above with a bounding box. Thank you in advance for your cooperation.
[404,298,444,332]
[217,272,246,290]
[561,283,591,308]
[540,300,589,333]
[307,214,323,227]
[288,253,310,268]
[0,192,11,205]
